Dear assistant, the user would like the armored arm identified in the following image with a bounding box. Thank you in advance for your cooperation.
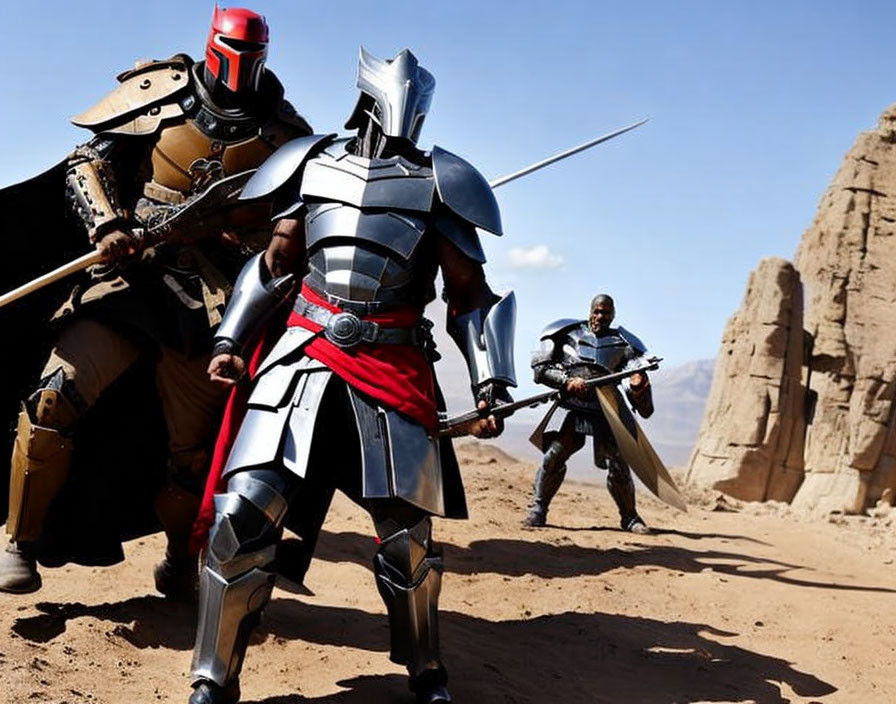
[65,137,132,243]
[211,248,297,360]
[439,236,516,403]
[531,338,569,389]
[617,327,654,417]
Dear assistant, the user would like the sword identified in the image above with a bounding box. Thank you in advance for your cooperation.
[438,356,662,437]
[0,170,255,310]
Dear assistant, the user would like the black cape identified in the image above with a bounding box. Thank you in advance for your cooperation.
[0,163,170,566]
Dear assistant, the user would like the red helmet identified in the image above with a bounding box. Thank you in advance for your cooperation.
[205,5,269,93]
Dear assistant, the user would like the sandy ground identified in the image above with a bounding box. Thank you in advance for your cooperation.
[1,442,894,704]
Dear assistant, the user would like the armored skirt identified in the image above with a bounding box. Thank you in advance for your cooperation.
[221,322,467,520]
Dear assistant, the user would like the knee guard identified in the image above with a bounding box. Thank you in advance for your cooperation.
[191,472,287,688]
[373,516,443,677]
[7,376,80,542]
[606,458,640,527]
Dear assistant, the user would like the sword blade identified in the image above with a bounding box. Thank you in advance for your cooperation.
[489,118,648,189]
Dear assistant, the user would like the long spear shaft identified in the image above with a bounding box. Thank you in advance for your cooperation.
[0,250,104,309]
[488,118,648,188]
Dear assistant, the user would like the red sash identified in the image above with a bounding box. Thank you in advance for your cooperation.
[190,286,438,554]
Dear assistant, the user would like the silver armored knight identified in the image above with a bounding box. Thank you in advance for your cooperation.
[188,47,515,704]
[524,294,655,533]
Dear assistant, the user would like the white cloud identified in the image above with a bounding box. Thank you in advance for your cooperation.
[507,245,564,270]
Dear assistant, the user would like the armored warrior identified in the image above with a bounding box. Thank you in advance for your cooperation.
[188,47,515,704]
[0,5,311,596]
[524,294,655,533]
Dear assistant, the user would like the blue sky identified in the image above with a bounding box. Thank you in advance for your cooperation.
[2,1,894,389]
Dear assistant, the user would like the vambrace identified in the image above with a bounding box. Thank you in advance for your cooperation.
[65,139,127,242]
[374,517,444,678]
[447,291,517,399]
[533,363,569,390]
[191,472,287,687]
[212,253,296,358]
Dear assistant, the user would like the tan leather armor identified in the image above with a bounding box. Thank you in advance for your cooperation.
[66,54,310,232]
[144,113,300,205]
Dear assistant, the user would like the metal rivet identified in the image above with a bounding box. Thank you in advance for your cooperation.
[140,79,151,89]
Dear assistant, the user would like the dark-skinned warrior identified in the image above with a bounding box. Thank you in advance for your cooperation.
[0,5,311,597]
[524,294,655,533]
[187,47,515,704]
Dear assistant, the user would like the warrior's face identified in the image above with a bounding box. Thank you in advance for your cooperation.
[589,295,615,332]
[205,5,269,94]
[346,47,435,147]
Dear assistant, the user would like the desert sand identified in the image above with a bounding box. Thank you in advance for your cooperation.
[1,442,894,704]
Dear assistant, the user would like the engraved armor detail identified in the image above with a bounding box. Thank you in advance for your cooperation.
[65,141,127,242]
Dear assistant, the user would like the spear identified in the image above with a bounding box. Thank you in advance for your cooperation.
[0,119,648,309]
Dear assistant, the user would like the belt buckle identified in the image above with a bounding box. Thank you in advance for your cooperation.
[325,311,366,348]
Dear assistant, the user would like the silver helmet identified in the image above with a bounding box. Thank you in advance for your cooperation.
[345,47,435,144]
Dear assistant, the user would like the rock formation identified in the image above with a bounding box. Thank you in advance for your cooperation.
[688,105,896,514]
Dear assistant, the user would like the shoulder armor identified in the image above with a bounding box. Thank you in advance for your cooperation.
[539,318,583,340]
[240,133,337,201]
[615,326,647,355]
[72,55,192,135]
[432,146,502,236]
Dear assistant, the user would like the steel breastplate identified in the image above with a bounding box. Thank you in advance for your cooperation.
[299,149,438,307]
[561,326,631,375]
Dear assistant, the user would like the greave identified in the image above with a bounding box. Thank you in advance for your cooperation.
[191,473,287,687]
[374,517,444,678]
[606,459,640,527]
[7,406,74,542]
[530,440,569,516]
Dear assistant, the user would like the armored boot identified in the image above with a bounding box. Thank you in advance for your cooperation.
[373,516,450,703]
[606,458,650,534]
[0,541,41,593]
[2,385,78,593]
[523,440,568,527]
[188,680,240,704]
[154,450,207,601]
[191,471,287,699]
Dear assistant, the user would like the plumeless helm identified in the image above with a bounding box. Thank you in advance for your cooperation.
[204,4,269,93]
[345,47,435,143]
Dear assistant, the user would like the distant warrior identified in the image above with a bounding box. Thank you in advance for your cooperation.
[0,5,311,596]
[523,294,655,533]
[187,48,515,704]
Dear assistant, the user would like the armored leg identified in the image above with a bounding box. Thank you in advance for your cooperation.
[153,449,208,601]
[2,373,79,593]
[606,458,649,534]
[155,345,229,600]
[372,508,450,703]
[190,469,292,702]
[523,428,583,527]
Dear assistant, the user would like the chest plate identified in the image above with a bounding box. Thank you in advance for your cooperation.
[148,117,292,203]
[300,150,438,307]
[560,326,632,376]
